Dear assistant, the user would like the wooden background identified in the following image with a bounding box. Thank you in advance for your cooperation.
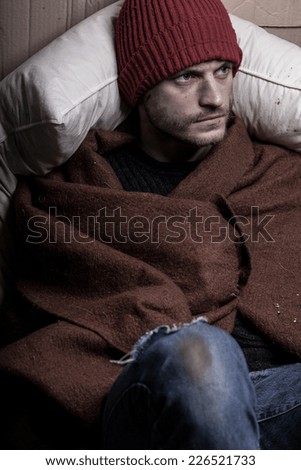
[0,0,300,80]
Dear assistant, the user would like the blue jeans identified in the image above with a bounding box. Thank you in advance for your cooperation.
[251,365,301,449]
[101,320,301,449]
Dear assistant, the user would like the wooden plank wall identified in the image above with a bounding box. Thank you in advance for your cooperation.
[0,0,300,80]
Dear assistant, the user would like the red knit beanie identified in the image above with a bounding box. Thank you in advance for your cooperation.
[116,0,242,106]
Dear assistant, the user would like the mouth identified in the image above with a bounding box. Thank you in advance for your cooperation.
[195,114,227,123]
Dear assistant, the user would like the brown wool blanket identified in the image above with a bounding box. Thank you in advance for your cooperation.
[0,117,301,448]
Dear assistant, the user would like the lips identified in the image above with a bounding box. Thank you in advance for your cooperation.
[196,114,227,123]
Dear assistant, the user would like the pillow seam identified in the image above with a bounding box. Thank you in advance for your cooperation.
[238,67,301,91]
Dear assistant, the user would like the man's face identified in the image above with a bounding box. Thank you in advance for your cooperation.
[139,60,234,150]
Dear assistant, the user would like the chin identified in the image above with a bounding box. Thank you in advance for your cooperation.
[186,128,227,147]
[179,118,227,144]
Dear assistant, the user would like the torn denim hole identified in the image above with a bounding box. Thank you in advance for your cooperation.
[110,315,208,366]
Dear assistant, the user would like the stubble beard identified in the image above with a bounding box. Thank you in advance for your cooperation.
[143,100,232,149]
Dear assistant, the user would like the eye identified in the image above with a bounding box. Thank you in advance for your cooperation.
[216,63,233,77]
[174,73,193,83]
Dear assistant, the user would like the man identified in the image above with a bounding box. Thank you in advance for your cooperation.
[0,0,301,450]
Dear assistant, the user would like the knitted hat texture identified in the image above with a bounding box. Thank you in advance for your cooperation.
[116,0,242,106]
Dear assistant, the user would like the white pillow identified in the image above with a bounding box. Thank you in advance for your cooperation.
[231,15,301,151]
[0,0,301,179]
[0,0,129,176]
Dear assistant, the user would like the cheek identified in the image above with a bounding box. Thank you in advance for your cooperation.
[224,81,233,101]
[148,92,178,117]
[158,93,195,116]
[145,87,198,122]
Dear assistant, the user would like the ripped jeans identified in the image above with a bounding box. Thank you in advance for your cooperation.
[101,320,301,449]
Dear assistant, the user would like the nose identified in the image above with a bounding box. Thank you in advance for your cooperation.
[198,77,223,109]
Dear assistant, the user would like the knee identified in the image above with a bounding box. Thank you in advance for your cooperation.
[174,322,249,388]
[140,321,249,389]
[173,321,245,365]
[177,332,213,383]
